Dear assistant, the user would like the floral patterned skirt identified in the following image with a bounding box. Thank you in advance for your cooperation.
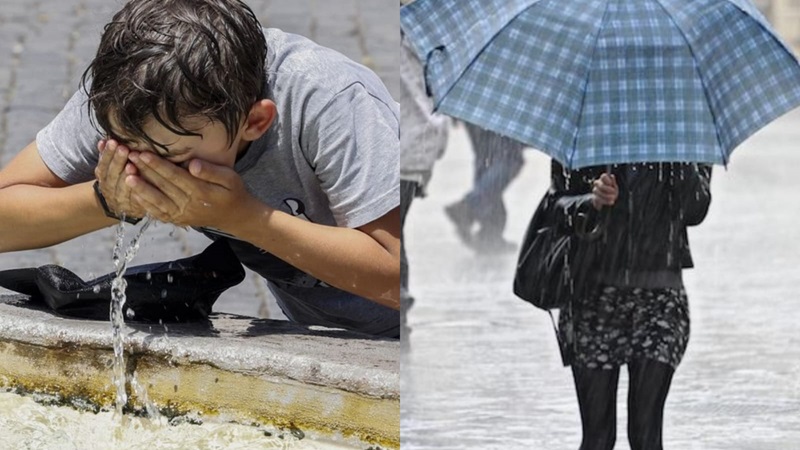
[557,285,690,370]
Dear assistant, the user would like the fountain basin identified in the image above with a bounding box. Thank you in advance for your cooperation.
[0,295,398,449]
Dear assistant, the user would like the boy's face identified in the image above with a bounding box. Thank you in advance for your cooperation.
[110,115,247,169]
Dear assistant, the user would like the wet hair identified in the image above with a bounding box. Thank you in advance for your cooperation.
[81,0,267,152]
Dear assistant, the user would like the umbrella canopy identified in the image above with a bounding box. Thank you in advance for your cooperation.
[401,0,800,169]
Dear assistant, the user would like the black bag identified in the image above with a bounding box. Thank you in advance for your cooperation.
[513,191,606,310]
[0,239,245,322]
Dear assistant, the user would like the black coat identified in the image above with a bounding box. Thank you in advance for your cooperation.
[549,160,712,289]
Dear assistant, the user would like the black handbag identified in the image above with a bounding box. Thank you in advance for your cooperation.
[0,239,245,322]
[513,190,607,310]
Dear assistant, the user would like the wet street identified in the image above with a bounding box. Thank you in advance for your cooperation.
[401,109,800,449]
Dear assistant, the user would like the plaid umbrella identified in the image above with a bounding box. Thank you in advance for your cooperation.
[401,0,800,169]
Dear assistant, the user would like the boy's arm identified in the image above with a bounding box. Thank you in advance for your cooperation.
[0,141,116,253]
[125,154,400,309]
[226,202,401,309]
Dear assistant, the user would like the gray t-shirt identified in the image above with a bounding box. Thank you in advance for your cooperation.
[36,28,400,336]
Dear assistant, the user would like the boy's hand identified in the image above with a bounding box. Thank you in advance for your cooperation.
[94,139,147,219]
[591,172,618,210]
[126,152,258,230]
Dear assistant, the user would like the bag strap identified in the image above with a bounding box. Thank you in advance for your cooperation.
[548,309,560,346]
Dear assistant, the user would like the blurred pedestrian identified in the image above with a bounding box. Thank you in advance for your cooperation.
[445,124,524,253]
[400,26,449,334]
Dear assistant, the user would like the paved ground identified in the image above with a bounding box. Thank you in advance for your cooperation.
[401,109,800,449]
[0,0,398,319]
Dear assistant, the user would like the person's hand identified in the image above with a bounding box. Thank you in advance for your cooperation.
[94,139,147,219]
[591,172,618,210]
[126,152,260,230]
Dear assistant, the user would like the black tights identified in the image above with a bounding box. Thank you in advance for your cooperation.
[572,359,675,450]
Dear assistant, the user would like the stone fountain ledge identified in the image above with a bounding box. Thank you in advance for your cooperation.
[0,294,399,449]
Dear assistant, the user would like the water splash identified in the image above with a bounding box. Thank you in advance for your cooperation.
[129,371,162,422]
[0,391,317,449]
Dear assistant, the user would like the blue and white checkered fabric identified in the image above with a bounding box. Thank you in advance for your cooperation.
[401,0,800,169]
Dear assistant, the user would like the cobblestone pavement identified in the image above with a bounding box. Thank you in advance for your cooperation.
[402,109,800,449]
[0,0,398,319]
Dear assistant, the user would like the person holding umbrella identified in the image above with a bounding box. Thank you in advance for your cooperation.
[403,0,800,447]
[549,160,711,449]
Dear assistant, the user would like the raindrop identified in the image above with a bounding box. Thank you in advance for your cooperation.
[669,163,675,186]
[146,271,152,280]
[161,289,168,298]
[125,308,135,319]
[92,285,101,294]
[167,274,173,283]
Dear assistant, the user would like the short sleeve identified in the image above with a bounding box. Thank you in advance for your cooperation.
[36,89,103,184]
[304,83,400,228]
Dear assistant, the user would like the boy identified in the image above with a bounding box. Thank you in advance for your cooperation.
[0,0,400,337]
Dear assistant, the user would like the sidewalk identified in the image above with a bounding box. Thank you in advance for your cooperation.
[0,0,398,319]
